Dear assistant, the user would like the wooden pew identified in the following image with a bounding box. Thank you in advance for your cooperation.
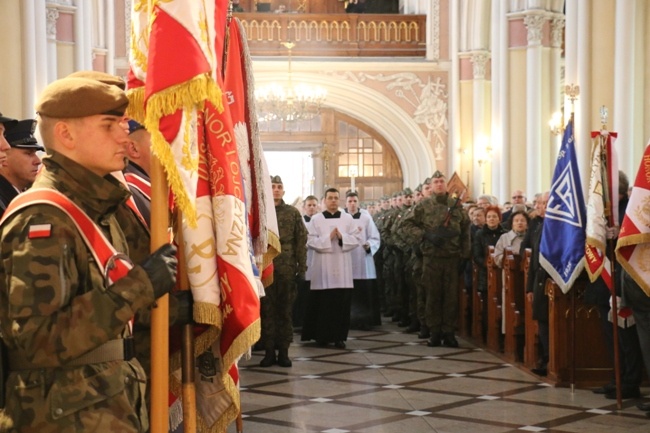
[458,264,470,337]
[546,275,612,387]
[503,248,524,362]
[471,263,484,342]
[486,246,502,353]
[522,249,539,369]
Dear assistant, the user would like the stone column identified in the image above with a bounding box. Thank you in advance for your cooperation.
[613,0,638,177]
[549,16,565,161]
[524,12,545,196]
[46,7,59,82]
[470,50,491,196]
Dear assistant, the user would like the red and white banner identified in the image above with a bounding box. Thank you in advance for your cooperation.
[585,131,617,290]
[127,1,261,431]
[223,18,280,290]
[616,140,650,296]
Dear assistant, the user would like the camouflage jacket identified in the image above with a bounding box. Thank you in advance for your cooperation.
[391,204,413,252]
[274,200,308,276]
[401,193,471,258]
[0,150,154,432]
[378,207,400,248]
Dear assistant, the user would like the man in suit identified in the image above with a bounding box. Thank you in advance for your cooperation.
[0,119,43,213]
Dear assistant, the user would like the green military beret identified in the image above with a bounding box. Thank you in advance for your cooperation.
[403,187,413,196]
[270,175,283,184]
[67,70,126,90]
[431,170,445,179]
[36,77,129,118]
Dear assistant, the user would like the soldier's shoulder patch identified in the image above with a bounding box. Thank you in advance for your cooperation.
[28,223,52,239]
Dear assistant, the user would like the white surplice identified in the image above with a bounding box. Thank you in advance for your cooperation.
[306,211,360,290]
[347,209,381,280]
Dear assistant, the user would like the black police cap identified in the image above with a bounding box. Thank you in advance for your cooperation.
[4,119,44,151]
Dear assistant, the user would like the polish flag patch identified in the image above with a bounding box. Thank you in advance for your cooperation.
[28,224,52,239]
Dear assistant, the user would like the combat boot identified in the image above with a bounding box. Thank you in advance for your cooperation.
[405,320,420,333]
[427,332,441,347]
[442,333,459,348]
[418,324,430,339]
[277,348,292,367]
[259,349,276,367]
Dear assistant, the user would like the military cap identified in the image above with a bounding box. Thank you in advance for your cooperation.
[392,191,402,198]
[423,177,432,185]
[415,184,423,192]
[67,70,126,90]
[128,119,146,134]
[36,77,129,118]
[270,175,283,184]
[4,119,44,151]
[431,170,445,179]
[0,112,17,128]
[403,187,413,196]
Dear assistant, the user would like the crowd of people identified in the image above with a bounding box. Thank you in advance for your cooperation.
[263,170,650,418]
[1,72,650,430]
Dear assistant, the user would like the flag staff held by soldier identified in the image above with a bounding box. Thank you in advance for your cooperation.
[0,77,178,432]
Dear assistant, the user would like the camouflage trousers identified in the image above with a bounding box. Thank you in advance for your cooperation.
[3,360,148,433]
[382,249,397,314]
[422,256,460,335]
[261,272,297,350]
[413,255,426,326]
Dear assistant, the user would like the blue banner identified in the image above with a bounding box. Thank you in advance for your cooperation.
[540,118,586,293]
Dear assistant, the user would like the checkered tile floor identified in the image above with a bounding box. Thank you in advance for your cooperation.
[229,319,650,432]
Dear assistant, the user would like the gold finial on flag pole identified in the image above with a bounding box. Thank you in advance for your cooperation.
[565,84,580,117]
[600,105,608,131]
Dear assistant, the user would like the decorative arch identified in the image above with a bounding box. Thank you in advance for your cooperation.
[254,71,436,188]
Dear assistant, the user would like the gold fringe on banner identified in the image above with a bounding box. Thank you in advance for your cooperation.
[143,74,224,227]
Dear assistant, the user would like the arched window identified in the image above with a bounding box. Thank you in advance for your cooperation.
[334,114,402,201]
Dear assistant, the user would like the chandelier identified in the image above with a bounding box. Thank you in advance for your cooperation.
[255,42,327,122]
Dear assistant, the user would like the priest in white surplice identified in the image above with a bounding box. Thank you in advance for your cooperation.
[301,188,361,349]
[345,191,381,330]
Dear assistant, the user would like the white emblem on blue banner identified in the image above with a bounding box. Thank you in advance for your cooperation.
[545,163,584,228]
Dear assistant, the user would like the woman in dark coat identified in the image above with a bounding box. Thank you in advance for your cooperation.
[472,205,505,342]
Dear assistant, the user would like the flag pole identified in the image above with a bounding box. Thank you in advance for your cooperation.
[175,214,197,433]
[146,1,169,428]
[599,108,622,410]
[150,156,170,433]
[565,86,579,393]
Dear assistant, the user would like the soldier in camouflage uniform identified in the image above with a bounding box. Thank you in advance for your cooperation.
[0,77,178,432]
[402,171,471,348]
[380,191,403,321]
[396,185,422,333]
[391,188,414,327]
[260,176,308,367]
[372,196,390,314]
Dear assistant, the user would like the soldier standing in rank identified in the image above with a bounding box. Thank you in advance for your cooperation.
[380,191,403,321]
[402,170,471,348]
[0,119,43,213]
[0,77,178,432]
[391,188,415,328]
[373,195,390,315]
[260,176,308,367]
[412,177,434,338]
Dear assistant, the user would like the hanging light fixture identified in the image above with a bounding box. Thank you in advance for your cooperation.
[255,42,327,122]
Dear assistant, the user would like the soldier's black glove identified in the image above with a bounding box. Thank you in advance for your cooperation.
[295,272,306,285]
[172,290,194,326]
[141,243,178,299]
[423,231,444,247]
